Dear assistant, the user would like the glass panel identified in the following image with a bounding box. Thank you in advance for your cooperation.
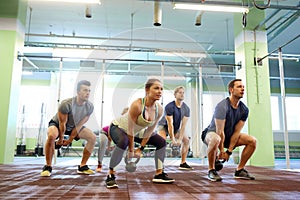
[271,96,280,130]
[202,93,226,128]
[286,96,300,130]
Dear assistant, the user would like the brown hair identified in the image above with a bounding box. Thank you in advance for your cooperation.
[227,79,242,95]
[77,80,91,92]
[145,78,161,90]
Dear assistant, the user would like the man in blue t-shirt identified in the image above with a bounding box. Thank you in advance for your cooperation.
[158,86,193,170]
[202,79,257,182]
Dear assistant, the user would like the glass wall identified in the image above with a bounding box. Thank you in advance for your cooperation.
[17,69,300,159]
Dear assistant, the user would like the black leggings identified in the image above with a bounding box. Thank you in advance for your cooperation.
[109,124,166,170]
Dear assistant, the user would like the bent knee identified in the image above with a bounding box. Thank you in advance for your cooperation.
[182,137,189,146]
[85,133,97,145]
[208,135,221,146]
[47,134,57,141]
[250,136,257,147]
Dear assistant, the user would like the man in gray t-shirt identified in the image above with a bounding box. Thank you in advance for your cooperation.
[41,80,96,177]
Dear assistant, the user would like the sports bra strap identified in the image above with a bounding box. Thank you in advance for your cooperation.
[141,98,158,119]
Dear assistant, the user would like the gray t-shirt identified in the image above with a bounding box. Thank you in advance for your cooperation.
[52,97,94,131]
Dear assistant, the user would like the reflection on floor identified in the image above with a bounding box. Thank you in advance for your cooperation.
[0,157,299,199]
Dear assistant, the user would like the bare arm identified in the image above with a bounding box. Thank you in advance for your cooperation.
[166,115,175,142]
[66,115,90,144]
[140,105,163,147]
[227,120,245,152]
[128,100,141,153]
[178,116,189,141]
[134,105,163,157]
[219,120,245,161]
[215,118,226,153]
[57,111,68,145]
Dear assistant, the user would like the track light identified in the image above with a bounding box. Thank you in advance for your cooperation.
[153,1,162,26]
[195,12,203,26]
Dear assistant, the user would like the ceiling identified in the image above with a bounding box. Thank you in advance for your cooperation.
[22,0,300,74]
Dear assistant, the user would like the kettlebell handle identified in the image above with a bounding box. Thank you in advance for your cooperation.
[124,154,140,164]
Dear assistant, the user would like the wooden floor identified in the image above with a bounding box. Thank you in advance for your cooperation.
[0,157,300,200]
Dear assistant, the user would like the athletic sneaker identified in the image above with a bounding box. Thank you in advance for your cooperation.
[208,169,222,182]
[152,172,175,183]
[40,165,52,177]
[106,174,118,188]
[234,168,255,180]
[96,164,102,172]
[179,162,193,170]
[77,165,95,175]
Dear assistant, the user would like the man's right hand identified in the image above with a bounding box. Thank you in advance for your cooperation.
[171,138,181,146]
[56,139,64,146]
[219,151,230,162]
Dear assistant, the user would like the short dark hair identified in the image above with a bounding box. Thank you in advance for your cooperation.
[227,79,242,95]
[77,80,91,92]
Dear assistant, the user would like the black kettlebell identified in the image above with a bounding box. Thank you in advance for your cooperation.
[215,159,225,171]
[124,155,140,172]
[54,141,62,149]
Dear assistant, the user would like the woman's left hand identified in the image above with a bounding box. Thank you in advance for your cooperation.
[134,148,143,158]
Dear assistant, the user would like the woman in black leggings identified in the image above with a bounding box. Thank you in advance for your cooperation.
[105,78,175,188]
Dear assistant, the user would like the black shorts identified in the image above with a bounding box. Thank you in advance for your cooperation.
[201,128,230,148]
[201,128,208,145]
[48,119,80,141]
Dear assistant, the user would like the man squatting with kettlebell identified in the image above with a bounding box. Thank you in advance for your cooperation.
[105,78,175,188]
[202,79,257,181]
[158,86,193,170]
[41,80,96,176]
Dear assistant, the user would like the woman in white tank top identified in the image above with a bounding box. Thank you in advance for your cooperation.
[105,78,175,189]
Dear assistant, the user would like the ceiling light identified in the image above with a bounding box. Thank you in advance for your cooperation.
[23,46,53,54]
[52,48,126,59]
[29,0,101,4]
[173,3,249,13]
[155,50,207,58]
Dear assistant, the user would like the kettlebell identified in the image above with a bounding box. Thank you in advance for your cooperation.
[54,141,62,149]
[124,155,140,172]
[215,159,225,171]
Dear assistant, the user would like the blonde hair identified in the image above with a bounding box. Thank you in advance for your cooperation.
[174,86,185,95]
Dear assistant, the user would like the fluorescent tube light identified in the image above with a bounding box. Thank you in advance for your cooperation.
[155,50,207,58]
[23,46,53,54]
[29,0,101,4]
[174,3,249,13]
[22,71,33,76]
[52,48,126,59]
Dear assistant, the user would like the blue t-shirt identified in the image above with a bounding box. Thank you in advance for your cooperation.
[158,101,190,133]
[205,97,248,146]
